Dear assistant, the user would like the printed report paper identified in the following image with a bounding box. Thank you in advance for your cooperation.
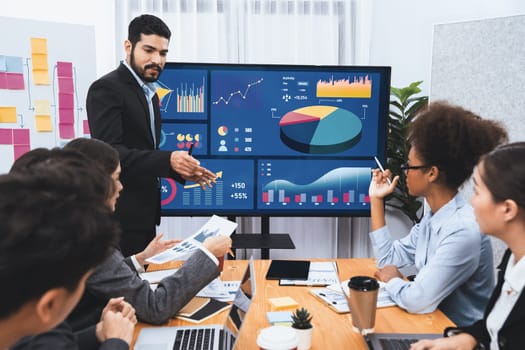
[146,215,238,264]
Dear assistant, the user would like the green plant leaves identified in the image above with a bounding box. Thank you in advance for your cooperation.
[386,81,428,224]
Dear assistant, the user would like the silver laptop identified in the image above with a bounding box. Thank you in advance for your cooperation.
[366,332,441,350]
[134,259,256,350]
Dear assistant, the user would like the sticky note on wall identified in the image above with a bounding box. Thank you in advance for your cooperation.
[34,100,52,132]
[30,37,50,85]
[0,106,17,123]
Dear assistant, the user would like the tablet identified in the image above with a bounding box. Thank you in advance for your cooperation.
[265,260,310,280]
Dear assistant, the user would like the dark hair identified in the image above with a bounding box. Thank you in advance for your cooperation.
[65,138,119,176]
[10,148,112,204]
[480,142,525,209]
[9,147,53,171]
[128,14,171,46]
[408,101,508,189]
[0,164,119,319]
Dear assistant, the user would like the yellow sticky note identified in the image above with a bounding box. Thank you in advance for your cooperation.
[30,37,48,54]
[268,296,299,311]
[32,69,50,85]
[35,115,52,132]
[34,100,51,116]
[31,54,48,70]
[0,106,17,123]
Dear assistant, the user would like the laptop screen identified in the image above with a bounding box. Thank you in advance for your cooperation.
[224,258,256,344]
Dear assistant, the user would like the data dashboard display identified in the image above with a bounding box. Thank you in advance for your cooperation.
[157,63,390,216]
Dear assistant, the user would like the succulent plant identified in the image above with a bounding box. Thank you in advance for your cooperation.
[291,307,313,329]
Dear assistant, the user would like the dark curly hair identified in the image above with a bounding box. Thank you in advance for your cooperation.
[128,14,171,46]
[408,101,508,189]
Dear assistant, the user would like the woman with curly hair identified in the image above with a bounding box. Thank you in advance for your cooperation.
[368,101,508,326]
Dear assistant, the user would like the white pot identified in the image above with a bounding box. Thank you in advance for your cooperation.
[294,327,313,350]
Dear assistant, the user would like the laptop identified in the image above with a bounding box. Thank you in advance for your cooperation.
[365,332,441,350]
[134,258,256,350]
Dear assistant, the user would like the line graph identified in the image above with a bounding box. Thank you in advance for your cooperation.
[212,78,263,105]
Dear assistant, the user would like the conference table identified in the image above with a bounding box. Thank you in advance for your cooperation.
[132,259,454,349]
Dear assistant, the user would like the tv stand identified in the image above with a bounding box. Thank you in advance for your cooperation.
[229,216,295,259]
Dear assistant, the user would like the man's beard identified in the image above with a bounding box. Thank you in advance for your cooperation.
[130,46,163,83]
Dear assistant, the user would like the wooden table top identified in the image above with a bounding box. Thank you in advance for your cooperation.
[132,258,454,349]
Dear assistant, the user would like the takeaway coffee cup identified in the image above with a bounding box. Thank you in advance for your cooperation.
[347,276,380,335]
[257,326,298,350]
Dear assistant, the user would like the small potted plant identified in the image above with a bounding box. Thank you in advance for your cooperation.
[291,307,313,350]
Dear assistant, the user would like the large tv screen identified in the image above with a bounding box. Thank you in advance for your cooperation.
[157,63,391,216]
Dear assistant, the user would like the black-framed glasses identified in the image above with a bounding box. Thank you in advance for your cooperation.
[400,163,432,172]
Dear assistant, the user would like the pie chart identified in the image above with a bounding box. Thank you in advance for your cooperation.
[279,105,362,154]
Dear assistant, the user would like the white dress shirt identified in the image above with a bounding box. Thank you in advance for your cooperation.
[486,253,525,350]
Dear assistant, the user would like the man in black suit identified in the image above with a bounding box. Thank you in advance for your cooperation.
[87,14,216,256]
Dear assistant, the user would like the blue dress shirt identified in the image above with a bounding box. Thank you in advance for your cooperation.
[370,193,495,326]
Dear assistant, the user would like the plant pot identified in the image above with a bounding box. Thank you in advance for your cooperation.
[294,326,313,350]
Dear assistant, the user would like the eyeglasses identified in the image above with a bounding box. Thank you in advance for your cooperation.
[400,163,432,173]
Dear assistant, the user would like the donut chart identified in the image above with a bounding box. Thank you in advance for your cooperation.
[279,105,362,154]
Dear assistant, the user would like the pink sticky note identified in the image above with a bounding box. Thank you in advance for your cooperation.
[0,128,13,144]
[58,77,74,92]
[57,62,73,77]
[58,92,74,109]
[59,108,75,124]
[13,128,30,145]
[14,144,31,160]
[83,119,90,135]
[6,73,25,90]
[0,72,7,89]
[59,123,75,139]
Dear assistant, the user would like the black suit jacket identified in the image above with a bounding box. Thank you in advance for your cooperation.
[454,249,525,350]
[87,63,184,233]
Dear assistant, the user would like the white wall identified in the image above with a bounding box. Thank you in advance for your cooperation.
[370,0,525,96]
[4,0,115,78]
[4,0,525,257]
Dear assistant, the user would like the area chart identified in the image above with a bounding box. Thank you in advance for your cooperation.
[279,105,362,154]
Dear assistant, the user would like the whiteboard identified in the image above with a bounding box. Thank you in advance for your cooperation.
[431,14,525,142]
[0,16,96,173]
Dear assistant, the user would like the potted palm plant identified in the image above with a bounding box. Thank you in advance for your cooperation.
[386,81,428,224]
[291,307,313,350]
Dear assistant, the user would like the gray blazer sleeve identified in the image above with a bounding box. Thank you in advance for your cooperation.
[85,248,219,324]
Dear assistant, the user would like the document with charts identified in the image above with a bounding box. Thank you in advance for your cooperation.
[327,279,396,308]
[145,215,238,264]
[279,261,340,286]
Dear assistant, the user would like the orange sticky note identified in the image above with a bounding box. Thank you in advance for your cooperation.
[35,115,52,132]
[31,54,48,70]
[0,106,17,123]
[32,69,50,85]
[30,37,48,54]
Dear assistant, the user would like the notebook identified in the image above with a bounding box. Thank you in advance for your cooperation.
[265,260,310,280]
[366,332,441,350]
[134,258,256,350]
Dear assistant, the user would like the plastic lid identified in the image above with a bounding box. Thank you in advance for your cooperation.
[348,276,379,291]
[256,326,298,349]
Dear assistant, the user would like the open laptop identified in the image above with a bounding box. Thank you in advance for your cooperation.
[365,332,441,350]
[134,258,256,350]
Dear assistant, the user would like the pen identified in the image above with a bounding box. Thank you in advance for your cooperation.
[228,248,235,257]
[188,143,194,156]
[373,156,391,185]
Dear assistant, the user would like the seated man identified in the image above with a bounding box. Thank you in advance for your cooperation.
[0,158,121,349]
